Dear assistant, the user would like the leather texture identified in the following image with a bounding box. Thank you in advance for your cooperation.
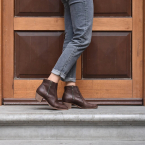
[36,79,68,110]
[62,85,98,109]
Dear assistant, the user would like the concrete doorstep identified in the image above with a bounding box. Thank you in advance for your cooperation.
[0,140,145,145]
[0,105,145,143]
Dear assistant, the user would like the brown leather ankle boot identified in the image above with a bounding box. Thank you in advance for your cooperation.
[62,85,98,109]
[35,78,68,110]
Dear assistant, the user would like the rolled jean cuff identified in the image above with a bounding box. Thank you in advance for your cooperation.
[51,68,66,80]
[61,77,76,82]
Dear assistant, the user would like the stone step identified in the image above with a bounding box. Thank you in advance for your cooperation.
[0,105,145,141]
[0,140,145,145]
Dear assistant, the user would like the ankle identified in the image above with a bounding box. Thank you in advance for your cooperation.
[47,73,60,83]
[46,78,57,83]
[66,82,76,86]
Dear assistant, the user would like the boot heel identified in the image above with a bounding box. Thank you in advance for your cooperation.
[63,102,72,109]
[35,92,43,102]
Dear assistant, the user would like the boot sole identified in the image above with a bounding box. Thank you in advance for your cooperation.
[35,92,68,110]
[63,102,98,109]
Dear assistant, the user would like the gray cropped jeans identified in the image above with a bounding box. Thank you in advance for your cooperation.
[51,0,94,82]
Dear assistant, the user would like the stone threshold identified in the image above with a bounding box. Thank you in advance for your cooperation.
[0,105,145,125]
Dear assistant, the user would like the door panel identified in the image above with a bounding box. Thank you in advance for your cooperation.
[15,31,64,78]
[2,0,143,104]
[15,0,64,16]
[94,0,132,16]
[15,0,132,17]
[83,32,131,78]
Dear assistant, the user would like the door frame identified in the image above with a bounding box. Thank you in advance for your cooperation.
[0,0,2,105]
[0,0,144,105]
[143,0,145,106]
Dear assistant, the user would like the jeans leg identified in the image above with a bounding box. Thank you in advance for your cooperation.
[60,0,77,82]
[51,0,94,82]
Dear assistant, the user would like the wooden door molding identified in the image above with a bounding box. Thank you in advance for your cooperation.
[2,0,14,102]
[143,0,145,106]
[132,0,143,99]
[14,17,132,31]
[0,0,2,105]
[13,80,132,99]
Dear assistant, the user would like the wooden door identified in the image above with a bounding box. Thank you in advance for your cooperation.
[2,0,143,105]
